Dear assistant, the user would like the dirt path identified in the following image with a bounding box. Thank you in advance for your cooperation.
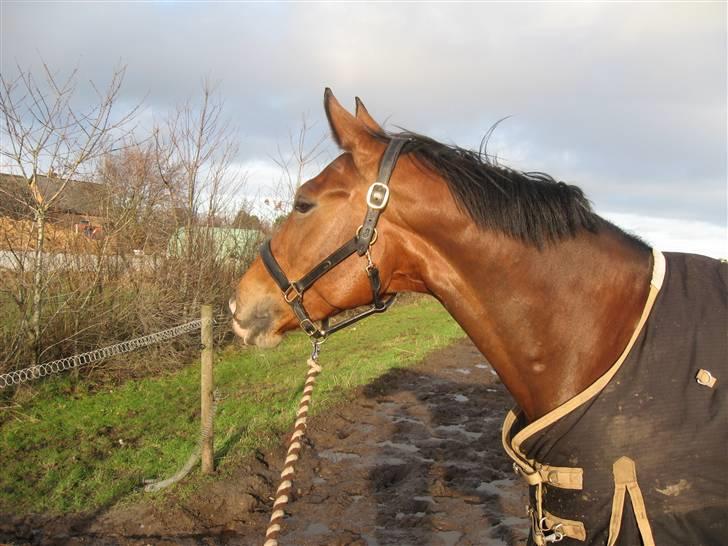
[5,339,530,546]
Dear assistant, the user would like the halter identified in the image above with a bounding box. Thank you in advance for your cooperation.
[260,137,407,340]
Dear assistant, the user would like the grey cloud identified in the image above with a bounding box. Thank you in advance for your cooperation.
[2,2,725,225]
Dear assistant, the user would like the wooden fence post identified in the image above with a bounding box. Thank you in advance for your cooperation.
[200,304,214,474]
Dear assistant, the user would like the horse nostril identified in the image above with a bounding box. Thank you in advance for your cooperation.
[229,296,237,315]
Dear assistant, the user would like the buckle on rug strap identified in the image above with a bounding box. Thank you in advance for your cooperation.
[528,507,568,544]
[540,518,565,543]
[513,462,583,490]
[513,462,543,486]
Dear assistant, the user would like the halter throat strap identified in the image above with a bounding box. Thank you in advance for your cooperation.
[259,137,407,339]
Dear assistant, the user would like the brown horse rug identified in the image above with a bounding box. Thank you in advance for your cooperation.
[503,250,727,545]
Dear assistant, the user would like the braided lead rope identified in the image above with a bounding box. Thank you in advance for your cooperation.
[264,355,322,546]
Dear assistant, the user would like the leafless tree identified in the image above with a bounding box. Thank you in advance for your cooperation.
[99,143,172,252]
[270,114,329,215]
[153,80,246,315]
[0,62,139,364]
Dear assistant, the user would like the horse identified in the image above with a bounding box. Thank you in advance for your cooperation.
[230,90,727,545]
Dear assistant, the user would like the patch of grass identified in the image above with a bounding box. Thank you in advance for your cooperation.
[0,297,464,515]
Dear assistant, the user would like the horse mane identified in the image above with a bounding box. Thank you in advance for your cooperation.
[382,130,602,247]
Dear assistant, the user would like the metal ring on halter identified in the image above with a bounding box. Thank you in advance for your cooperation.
[356,225,378,246]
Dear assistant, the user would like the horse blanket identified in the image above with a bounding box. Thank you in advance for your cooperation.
[503,250,727,545]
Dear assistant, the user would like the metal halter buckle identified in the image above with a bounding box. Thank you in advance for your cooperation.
[366,182,390,210]
[284,283,302,303]
[298,318,318,336]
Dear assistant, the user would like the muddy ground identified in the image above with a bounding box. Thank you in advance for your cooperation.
[3,339,530,546]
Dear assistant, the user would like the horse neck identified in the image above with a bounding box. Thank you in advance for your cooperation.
[397,217,653,421]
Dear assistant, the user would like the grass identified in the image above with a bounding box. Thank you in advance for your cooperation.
[0,297,465,516]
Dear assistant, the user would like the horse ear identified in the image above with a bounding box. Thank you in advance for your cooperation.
[324,88,378,156]
[355,97,384,134]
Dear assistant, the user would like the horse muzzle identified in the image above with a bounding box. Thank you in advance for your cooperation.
[229,294,287,348]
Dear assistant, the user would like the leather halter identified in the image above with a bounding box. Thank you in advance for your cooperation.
[260,137,407,340]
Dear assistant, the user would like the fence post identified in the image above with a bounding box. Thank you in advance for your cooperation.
[200,305,214,474]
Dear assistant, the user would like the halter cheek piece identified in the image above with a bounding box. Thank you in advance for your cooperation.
[260,138,407,340]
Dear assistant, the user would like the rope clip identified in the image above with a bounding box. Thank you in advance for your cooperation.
[310,338,326,361]
[365,249,375,272]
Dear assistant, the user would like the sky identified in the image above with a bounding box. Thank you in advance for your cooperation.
[1,1,726,257]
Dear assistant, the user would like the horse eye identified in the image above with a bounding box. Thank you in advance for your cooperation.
[294,200,314,214]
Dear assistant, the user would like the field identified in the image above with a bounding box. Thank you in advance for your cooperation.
[0,297,465,516]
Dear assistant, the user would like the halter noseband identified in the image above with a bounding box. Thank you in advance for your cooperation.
[260,137,407,340]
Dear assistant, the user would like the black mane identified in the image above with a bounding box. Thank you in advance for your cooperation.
[388,131,599,247]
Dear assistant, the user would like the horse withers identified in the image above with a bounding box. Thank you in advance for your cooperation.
[231,90,727,545]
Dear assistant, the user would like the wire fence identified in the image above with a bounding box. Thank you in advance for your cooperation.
[0,319,203,389]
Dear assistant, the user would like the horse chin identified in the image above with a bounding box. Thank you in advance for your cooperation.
[231,318,283,349]
[252,331,284,349]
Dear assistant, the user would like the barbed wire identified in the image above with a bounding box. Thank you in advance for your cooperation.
[0,319,204,389]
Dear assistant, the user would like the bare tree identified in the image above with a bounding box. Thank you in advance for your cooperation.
[0,62,139,364]
[99,143,172,252]
[153,80,244,315]
[0,69,262,381]
[270,114,328,212]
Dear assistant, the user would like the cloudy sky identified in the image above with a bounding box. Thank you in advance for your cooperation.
[2,2,726,257]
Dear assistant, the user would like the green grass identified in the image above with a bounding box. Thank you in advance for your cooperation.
[0,297,465,515]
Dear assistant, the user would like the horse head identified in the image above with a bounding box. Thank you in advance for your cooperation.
[230,90,440,347]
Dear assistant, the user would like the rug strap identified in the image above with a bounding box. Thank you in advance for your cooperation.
[607,456,656,546]
[543,510,586,542]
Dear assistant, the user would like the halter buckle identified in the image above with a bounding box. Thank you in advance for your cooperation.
[284,283,302,303]
[366,182,390,210]
[299,318,320,337]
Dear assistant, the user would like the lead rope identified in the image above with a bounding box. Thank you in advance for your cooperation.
[263,341,324,546]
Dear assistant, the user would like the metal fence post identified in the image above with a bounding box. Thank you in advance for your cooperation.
[200,305,214,474]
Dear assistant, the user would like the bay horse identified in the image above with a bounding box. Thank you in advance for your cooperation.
[230,90,727,545]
